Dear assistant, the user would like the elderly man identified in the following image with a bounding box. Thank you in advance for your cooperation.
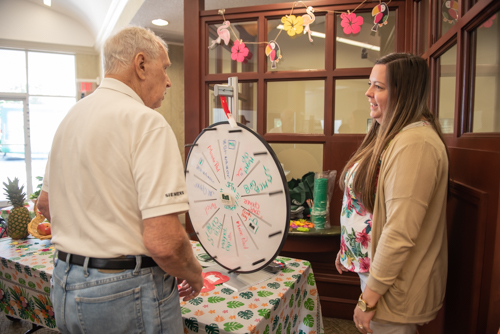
[37,26,203,334]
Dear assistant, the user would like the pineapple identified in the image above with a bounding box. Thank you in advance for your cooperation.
[3,178,30,239]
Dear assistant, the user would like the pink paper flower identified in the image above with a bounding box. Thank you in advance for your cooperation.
[340,12,364,34]
[480,14,496,28]
[231,40,249,63]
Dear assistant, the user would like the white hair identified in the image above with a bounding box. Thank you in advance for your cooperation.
[103,26,168,75]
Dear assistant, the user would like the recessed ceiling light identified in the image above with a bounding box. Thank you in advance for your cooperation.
[43,0,51,6]
[152,19,169,26]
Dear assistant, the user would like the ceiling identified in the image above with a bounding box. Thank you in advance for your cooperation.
[26,0,288,46]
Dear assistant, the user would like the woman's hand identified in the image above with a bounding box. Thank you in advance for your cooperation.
[353,305,375,333]
[335,250,349,274]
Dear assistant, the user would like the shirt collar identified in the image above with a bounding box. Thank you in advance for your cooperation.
[98,78,145,105]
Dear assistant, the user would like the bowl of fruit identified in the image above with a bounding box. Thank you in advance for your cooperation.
[28,200,51,240]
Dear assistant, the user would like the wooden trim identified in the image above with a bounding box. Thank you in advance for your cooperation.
[447,179,488,333]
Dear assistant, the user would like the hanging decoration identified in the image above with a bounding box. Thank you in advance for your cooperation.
[266,40,282,69]
[341,12,364,35]
[480,14,496,29]
[281,14,304,37]
[209,1,392,69]
[371,2,390,32]
[208,20,231,49]
[442,0,459,24]
[231,39,250,63]
[302,6,316,42]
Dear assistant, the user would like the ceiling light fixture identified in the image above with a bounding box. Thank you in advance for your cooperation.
[276,24,380,51]
[152,19,169,26]
[43,0,51,6]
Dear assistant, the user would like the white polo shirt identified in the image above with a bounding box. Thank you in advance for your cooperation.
[43,78,189,258]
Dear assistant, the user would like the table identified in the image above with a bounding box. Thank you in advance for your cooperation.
[185,241,324,334]
[0,237,56,329]
[0,237,324,334]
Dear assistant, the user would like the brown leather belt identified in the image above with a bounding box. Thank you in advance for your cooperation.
[58,251,158,270]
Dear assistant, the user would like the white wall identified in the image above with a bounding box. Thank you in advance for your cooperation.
[0,0,94,48]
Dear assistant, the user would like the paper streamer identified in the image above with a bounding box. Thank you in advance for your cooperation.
[220,96,238,128]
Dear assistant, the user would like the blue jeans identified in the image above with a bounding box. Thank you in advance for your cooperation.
[51,255,183,334]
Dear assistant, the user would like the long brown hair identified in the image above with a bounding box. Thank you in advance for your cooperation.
[339,53,447,213]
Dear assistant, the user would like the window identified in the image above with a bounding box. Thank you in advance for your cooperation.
[471,10,500,133]
[437,44,457,134]
[0,49,76,206]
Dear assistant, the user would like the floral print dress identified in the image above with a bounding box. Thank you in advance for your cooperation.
[340,163,372,273]
[340,120,430,273]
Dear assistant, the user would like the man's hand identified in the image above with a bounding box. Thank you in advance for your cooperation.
[178,278,204,301]
[37,191,51,222]
[143,214,203,298]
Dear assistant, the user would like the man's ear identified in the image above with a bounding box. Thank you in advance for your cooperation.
[134,53,147,80]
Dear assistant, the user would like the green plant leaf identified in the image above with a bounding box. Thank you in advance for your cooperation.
[221,288,234,295]
[304,297,315,311]
[208,296,225,303]
[237,310,253,320]
[258,308,271,320]
[181,307,191,314]
[303,314,314,327]
[205,323,220,334]
[188,297,203,305]
[185,317,199,332]
[223,322,244,332]
[239,291,253,299]
[307,273,315,285]
[257,290,273,297]
[267,282,280,289]
[227,301,244,309]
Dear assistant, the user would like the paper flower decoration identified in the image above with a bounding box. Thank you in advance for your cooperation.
[281,15,304,37]
[480,14,496,28]
[372,3,389,32]
[340,12,364,35]
[231,39,249,63]
[242,50,253,64]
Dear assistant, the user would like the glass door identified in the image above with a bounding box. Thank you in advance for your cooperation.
[0,98,31,207]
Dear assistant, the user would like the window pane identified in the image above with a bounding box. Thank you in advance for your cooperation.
[472,11,500,133]
[438,45,457,134]
[29,96,74,194]
[29,96,74,156]
[270,143,323,181]
[28,52,76,97]
[0,49,27,93]
[439,0,459,39]
[267,80,324,134]
[335,79,370,134]
[266,15,326,71]
[208,82,257,131]
[336,10,395,68]
[208,21,257,74]
[0,100,27,203]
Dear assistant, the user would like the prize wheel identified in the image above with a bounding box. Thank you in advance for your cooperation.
[185,122,290,273]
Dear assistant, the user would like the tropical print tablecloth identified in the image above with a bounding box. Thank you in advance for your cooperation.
[183,242,324,334]
[0,237,56,328]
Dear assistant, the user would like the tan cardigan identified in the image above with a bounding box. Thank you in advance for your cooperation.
[367,125,448,324]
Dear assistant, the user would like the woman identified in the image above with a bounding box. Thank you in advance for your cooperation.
[335,53,448,334]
